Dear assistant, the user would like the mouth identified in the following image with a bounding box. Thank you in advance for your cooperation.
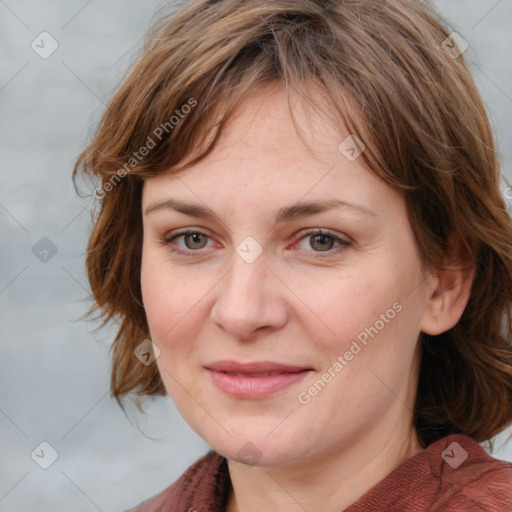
[204,360,313,398]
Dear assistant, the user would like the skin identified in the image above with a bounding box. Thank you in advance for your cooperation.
[140,81,474,512]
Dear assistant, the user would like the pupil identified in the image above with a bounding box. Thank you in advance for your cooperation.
[313,235,332,251]
[187,233,204,248]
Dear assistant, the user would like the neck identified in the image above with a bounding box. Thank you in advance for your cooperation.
[225,421,423,512]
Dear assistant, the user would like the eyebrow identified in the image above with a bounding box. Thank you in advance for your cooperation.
[144,197,377,226]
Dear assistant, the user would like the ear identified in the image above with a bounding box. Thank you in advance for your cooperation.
[420,234,476,336]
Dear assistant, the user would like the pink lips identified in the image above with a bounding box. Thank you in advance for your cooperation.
[204,360,313,398]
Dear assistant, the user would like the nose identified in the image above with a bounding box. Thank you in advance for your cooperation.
[210,250,288,341]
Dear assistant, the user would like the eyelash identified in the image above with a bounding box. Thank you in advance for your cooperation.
[158,227,351,258]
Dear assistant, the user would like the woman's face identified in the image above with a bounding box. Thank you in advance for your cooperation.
[140,82,434,466]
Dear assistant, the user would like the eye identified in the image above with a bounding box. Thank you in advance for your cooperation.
[294,228,351,256]
[159,228,212,256]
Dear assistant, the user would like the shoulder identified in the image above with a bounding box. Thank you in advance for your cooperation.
[426,434,512,511]
[121,450,229,512]
[346,433,512,512]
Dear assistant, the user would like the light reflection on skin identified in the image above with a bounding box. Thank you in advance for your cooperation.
[139,81,473,512]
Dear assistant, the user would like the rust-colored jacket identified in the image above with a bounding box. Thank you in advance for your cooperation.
[125,434,512,511]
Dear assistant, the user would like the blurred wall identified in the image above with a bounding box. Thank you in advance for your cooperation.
[1,1,511,511]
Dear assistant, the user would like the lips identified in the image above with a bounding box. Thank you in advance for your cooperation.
[204,360,313,398]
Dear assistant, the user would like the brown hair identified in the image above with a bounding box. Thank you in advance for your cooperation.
[73,0,512,449]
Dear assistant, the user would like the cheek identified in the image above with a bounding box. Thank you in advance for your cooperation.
[140,250,217,369]
[140,253,188,344]
[310,266,395,340]
[313,261,421,373]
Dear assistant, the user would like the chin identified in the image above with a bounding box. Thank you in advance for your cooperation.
[199,423,309,468]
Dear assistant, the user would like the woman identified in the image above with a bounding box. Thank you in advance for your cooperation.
[73,0,512,510]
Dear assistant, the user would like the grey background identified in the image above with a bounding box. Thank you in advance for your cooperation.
[1,1,511,511]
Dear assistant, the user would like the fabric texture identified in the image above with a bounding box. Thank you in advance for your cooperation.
[124,433,512,512]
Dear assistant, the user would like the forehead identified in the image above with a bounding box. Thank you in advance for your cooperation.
[201,81,343,161]
[141,82,401,220]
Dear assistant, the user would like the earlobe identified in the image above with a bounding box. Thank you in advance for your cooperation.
[420,236,476,336]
